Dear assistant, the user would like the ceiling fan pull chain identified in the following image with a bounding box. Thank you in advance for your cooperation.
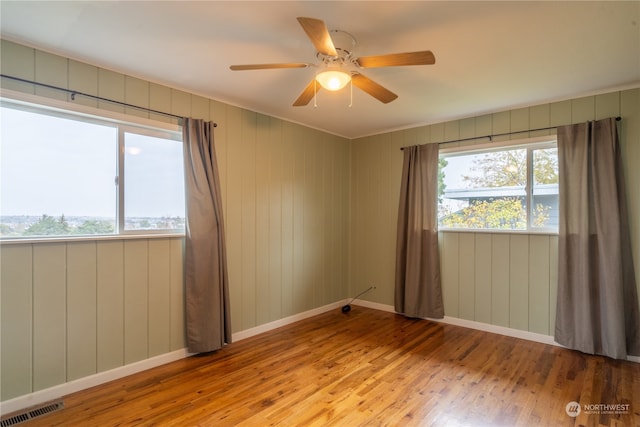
[314,78,318,108]
[349,79,353,108]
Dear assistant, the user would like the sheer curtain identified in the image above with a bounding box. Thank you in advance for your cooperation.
[554,117,640,359]
[182,118,231,353]
[395,144,444,319]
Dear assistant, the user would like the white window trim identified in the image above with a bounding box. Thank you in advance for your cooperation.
[0,89,185,242]
[438,134,559,235]
[0,233,185,246]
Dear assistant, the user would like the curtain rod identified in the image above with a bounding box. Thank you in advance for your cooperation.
[399,116,621,150]
[1,74,217,127]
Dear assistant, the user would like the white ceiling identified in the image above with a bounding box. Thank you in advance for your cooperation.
[1,1,639,139]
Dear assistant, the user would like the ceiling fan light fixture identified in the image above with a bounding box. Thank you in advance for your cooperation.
[315,69,351,91]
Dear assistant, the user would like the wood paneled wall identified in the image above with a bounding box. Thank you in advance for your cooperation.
[1,239,184,399]
[220,110,350,330]
[439,232,558,335]
[1,38,638,404]
[0,40,350,402]
[350,88,640,336]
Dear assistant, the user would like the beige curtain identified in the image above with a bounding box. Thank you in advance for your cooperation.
[395,144,444,319]
[182,118,231,353]
[555,117,640,359]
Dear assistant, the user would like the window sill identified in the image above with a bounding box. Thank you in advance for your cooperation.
[438,228,558,236]
[0,233,185,245]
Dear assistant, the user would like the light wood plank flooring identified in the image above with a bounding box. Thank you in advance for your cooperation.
[8,306,640,426]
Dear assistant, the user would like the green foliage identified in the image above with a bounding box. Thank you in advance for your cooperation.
[440,198,550,230]
[0,223,14,236]
[532,203,552,227]
[20,215,114,237]
[75,220,114,235]
[533,148,558,185]
[438,157,448,203]
[24,214,71,236]
[441,198,526,229]
[440,147,557,229]
[1,215,182,238]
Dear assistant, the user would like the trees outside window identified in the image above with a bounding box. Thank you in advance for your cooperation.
[438,141,558,232]
[0,99,184,239]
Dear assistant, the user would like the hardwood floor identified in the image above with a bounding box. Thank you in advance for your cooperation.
[9,306,640,426]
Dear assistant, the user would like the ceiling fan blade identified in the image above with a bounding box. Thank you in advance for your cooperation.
[230,63,309,71]
[356,51,436,68]
[297,17,337,56]
[351,73,398,104]
[293,79,320,106]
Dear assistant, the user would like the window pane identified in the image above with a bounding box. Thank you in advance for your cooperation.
[1,106,117,237]
[124,131,185,231]
[439,148,528,230]
[532,147,559,229]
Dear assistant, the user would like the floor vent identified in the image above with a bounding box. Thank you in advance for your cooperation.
[1,400,64,426]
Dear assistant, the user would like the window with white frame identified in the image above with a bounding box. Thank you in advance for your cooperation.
[438,138,558,232]
[0,97,184,239]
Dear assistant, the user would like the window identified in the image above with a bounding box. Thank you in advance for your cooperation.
[0,97,184,239]
[438,138,558,232]
[123,130,185,231]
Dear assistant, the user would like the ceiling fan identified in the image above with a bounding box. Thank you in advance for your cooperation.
[229,17,436,106]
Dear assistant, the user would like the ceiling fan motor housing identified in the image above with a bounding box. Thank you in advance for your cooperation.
[316,30,357,69]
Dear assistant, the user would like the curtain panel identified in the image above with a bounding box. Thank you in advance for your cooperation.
[395,144,444,319]
[182,118,231,353]
[554,117,640,359]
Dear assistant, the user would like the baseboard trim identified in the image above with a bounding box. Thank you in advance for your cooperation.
[4,298,635,415]
[231,300,347,342]
[1,300,346,416]
[351,300,563,347]
[352,300,640,363]
[0,348,191,416]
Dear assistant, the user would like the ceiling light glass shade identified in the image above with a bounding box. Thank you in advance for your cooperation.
[315,69,351,91]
